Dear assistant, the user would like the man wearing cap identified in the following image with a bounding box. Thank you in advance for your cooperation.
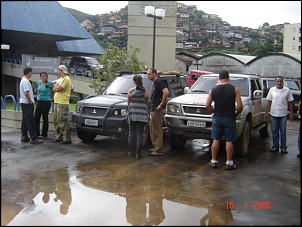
[52,65,72,144]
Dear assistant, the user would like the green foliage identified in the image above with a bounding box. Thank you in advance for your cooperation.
[89,43,147,94]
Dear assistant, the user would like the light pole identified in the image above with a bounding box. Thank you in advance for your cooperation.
[145,6,165,68]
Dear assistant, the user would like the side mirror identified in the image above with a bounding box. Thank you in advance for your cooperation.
[253,90,262,99]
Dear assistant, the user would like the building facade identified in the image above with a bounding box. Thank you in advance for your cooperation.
[127,1,177,71]
[283,23,301,55]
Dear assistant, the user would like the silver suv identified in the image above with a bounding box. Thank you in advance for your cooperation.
[165,73,271,157]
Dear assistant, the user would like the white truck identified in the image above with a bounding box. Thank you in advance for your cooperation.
[165,73,271,157]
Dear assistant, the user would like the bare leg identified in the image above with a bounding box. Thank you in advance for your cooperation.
[211,140,220,160]
[225,141,234,161]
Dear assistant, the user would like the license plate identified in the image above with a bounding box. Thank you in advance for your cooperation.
[85,119,98,126]
[187,120,206,127]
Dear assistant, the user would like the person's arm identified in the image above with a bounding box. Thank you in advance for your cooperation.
[288,101,294,122]
[235,87,243,116]
[205,89,213,113]
[145,89,150,106]
[127,92,131,106]
[24,91,33,104]
[52,83,65,92]
[156,87,169,111]
[263,100,272,120]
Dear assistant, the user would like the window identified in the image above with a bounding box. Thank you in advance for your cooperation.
[293,37,295,40]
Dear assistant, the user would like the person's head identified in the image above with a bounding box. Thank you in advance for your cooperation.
[133,75,143,86]
[58,65,68,77]
[219,70,229,80]
[40,71,48,82]
[23,67,32,77]
[147,67,157,82]
[275,75,284,89]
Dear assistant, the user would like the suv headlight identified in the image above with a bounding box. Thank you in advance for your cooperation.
[167,104,181,115]
[75,105,81,112]
[112,108,127,116]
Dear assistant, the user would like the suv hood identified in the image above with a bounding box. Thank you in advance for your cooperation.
[169,93,250,105]
[80,95,127,107]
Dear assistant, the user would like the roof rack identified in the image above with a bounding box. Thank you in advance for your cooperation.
[158,71,183,77]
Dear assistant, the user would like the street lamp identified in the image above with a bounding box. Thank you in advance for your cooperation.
[145,6,165,68]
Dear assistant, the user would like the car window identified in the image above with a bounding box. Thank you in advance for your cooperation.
[190,76,249,96]
[285,80,300,91]
[86,58,100,65]
[103,76,153,96]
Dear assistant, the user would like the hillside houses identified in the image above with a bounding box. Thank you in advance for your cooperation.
[78,2,285,52]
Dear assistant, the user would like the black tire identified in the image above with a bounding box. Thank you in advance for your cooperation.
[86,70,93,78]
[77,128,97,141]
[234,121,250,157]
[259,122,270,137]
[168,132,186,149]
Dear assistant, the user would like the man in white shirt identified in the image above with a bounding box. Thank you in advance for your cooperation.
[19,67,43,144]
[264,76,293,153]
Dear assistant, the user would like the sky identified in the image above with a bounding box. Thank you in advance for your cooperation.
[58,1,301,29]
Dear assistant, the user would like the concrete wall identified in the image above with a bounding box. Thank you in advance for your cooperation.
[1,110,73,131]
[127,1,177,71]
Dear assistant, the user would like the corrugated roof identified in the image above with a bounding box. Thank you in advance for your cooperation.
[1,1,90,40]
[1,1,105,56]
[56,38,105,55]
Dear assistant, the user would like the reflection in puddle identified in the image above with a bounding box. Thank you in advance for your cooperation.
[5,160,234,226]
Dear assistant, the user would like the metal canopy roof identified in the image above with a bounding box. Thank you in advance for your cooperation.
[1,1,105,57]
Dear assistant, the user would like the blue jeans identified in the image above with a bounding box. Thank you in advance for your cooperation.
[270,115,288,150]
[21,103,37,140]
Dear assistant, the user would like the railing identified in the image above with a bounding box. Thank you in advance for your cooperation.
[1,95,81,112]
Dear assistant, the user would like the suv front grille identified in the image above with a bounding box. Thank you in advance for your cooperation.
[183,105,212,115]
[83,107,107,116]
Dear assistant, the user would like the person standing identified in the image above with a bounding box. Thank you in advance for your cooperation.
[296,98,301,158]
[35,72,53,139]
[19,67,43,144]
[206,70,243,170]
[147,68,169,156]
[264,75,294,153]
[127,75,149,159]
[52,65,72,144]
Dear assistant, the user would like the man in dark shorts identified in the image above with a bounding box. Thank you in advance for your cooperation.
[205,70,243,170]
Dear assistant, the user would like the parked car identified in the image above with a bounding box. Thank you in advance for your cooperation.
[187,70,213,87]
[261,77,301,111]
[72,71,190,146]
[165,73,270,157]
[68,56,102,78]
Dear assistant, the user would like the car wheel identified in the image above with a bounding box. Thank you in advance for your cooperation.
[86,70,94,78]
[77,128,97,141]
[234,121,250,157]
[168,132,186,149]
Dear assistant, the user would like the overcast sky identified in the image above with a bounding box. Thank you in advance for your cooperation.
[58,1,301,29]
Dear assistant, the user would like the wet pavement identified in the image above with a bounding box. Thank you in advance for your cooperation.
[1,119,301,226]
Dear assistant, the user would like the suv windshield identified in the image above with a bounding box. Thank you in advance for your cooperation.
[103,76,153,96]
[190,76,249,96]
[86,58,100,65]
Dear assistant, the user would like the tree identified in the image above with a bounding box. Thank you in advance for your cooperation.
[89,43,147,94]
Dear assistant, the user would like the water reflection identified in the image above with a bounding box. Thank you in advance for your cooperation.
[76,158,234,226]
[4,158,234,226]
